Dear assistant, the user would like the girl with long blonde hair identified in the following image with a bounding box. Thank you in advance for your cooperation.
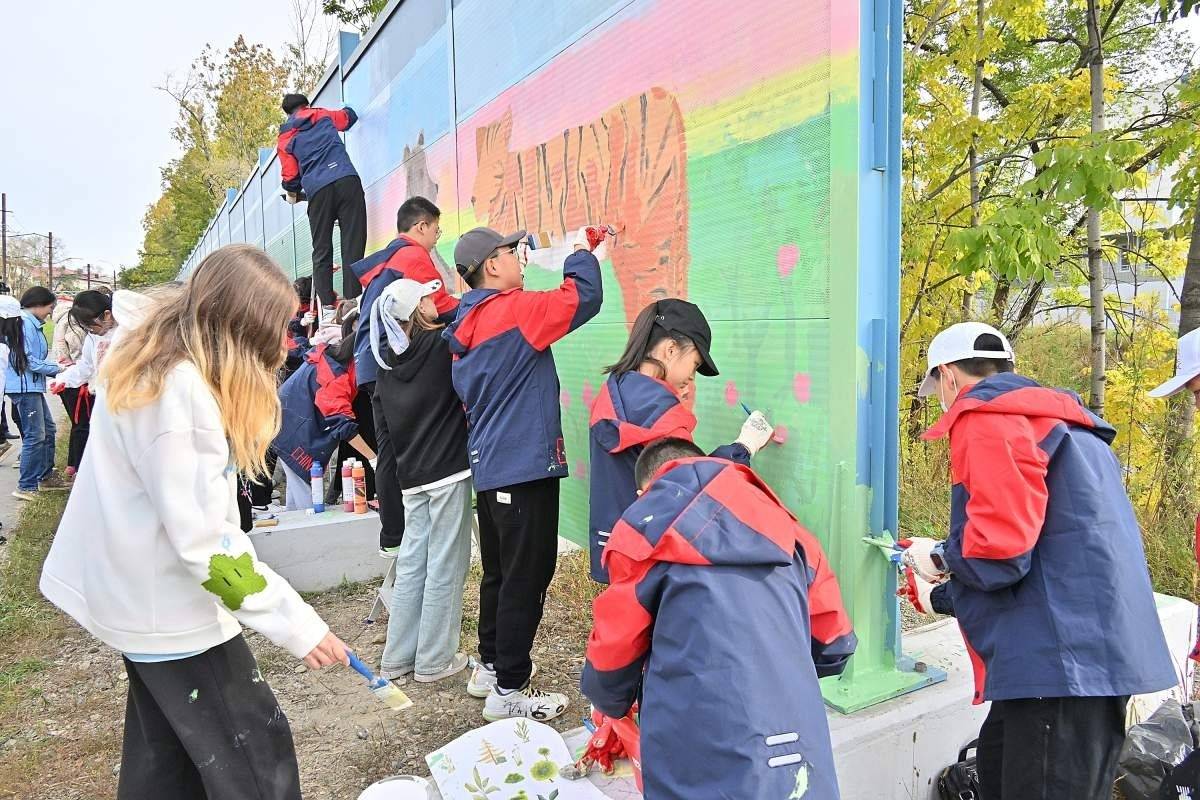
[40,245,348,800]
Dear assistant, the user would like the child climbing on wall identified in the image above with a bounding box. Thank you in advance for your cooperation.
[581,437,858,799]
[588,299,775,582]
[39,245,349,800]
[273,305,376,511]
[372,279,473,684]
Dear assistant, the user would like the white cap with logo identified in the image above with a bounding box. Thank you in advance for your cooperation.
[1149,327,1200,398]
[917,321,1015,398]
[0,296,20,320]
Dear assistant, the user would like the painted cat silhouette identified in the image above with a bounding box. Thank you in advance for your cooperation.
[471,87,689,322]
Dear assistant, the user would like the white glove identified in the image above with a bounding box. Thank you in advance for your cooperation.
[300,311,315,327]
[899,537,949,581]
[898,566,940,614]
[572,225,607,252]
[368,458,378,472]
[735,411,773,456]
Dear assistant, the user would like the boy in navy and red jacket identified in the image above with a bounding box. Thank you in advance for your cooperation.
[444,225,603,722]
[350,197,458,553]
[277,92,365,305]
[582,438,856,799]
[901,322,1176,800]
[273,336,375,511]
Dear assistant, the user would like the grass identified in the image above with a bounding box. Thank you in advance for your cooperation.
[0,490,70,645]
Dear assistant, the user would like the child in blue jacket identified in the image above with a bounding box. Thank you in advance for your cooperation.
[444,225,604,722]
[5,287,63,500]
[582,437,857,799]
[588,298,774,582]
[273,325,375,511]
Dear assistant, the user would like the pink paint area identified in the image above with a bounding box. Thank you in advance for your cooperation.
[724,381,739,406]
[772,424,789,445]
[582,380,595,409]
[793,373,812,404]
[560,389,571,409]
[777,244,799,278]
[574,460,588,480]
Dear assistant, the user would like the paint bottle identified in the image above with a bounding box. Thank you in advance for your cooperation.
[353,462,367,514]
[310,461,325,513]
[342,460,355,512]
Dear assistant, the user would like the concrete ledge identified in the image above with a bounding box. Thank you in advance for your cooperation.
[249,508,387,593]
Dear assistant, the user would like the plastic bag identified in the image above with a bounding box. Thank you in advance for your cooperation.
[1115,699,1199,800]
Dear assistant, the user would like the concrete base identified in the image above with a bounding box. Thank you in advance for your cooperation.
[248,507,388,593]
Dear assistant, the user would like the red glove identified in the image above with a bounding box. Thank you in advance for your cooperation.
[581,715,627,774]
[49,381,65,395]
[897,565,939,614]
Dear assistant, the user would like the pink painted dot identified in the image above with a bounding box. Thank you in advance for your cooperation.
[560,389,571,409]
[574,460,588,479]
[772,424,789,444]
[793,373,812,404]
[582,380,595,409]
[777,244,800,278]
[724,381,739,406]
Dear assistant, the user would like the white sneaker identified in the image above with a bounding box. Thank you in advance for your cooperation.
[378,665,412,685]
[466,659,537,698]
[378,546,400,559]
[414,652,469,683]
[482,684,569,722]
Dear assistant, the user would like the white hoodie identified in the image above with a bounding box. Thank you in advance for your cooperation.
[39,300,327,658]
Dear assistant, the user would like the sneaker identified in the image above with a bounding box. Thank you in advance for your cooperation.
[415,653,469,684]
[38,472,69,491]
[466,659,537,698]
[11,489,38,502]
[378,665,413,685]
[482,684,568,722]
[378,546,400,559]
[0,441,11,463]
[252,504,285,520]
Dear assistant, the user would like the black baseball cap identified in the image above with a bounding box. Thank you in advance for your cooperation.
[454,226,527,281]
[654,299,718,376]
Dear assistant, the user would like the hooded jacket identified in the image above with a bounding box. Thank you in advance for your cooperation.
[443,249,602,492]
[5,310,59,394]
[588,371,750,582]
[277,105,358,198]
[273,343,358,480]
[582,457,856,800]
[923,372,1177,703]
[351,235,458,387]
[374,327,469,491]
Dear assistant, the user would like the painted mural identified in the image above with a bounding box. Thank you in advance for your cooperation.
[180,0,855,549]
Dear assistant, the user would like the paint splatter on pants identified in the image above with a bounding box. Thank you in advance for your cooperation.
[117,635,301,800]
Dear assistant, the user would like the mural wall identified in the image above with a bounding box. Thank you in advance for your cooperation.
[181,0,912,708]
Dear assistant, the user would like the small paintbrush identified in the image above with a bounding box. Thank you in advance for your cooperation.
[347,651,412,711]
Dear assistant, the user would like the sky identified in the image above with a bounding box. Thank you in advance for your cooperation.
[0,0,307,279]
[0,3,1197,281]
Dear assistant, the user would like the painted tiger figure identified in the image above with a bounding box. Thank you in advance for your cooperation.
[471,86,689,323]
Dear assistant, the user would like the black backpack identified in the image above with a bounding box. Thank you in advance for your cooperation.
[937,739,982,800]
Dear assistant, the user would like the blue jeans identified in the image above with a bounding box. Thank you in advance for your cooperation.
[12,393,55,491]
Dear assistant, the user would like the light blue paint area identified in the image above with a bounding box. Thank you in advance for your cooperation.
[221,535,232,551]
[123,650,205,663]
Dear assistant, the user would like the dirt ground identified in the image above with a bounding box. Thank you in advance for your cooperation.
[0,551,600,800]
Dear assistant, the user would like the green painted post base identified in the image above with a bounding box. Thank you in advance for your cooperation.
[820,656,947,715]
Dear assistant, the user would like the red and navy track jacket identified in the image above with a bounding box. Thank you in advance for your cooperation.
[443,250,602,492]
[351,235,459,387]
[923,372,1177,703]
[277,105,358,198]
[588,371,750,582]
[581,457,856,800]
[272,343,358,479]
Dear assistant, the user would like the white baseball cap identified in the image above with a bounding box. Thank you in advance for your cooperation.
[0,296,20,319]
[1149,327,1200,398]
[379,279,441,321]
[917,321,1015,398]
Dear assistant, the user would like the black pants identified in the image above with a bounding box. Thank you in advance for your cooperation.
[59,388,93,470]
[118,635,301,800]
[0,395,10,437]
[247,450,279,508]
[325,388,377,506]
[477,477,560,690]
[367,382,405,549]
[306,174,367,305]
[976,695,1129,800]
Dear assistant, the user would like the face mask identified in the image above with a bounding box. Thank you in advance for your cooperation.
[939,369,958,413]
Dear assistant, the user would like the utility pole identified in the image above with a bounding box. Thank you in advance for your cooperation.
[47,231,53,291]
[1,193,7,286]
[86,263,91,289]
